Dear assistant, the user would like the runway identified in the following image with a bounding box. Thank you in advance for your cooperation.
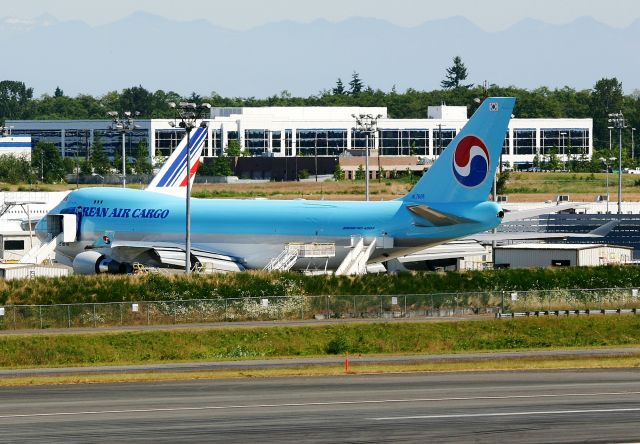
[1,369,640,442]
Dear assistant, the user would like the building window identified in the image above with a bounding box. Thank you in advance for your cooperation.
[4,240,24,251]
[284,130,293,156]
[432,128,456,155]
[513,129,536,155]
[502,130,510,155]
[245,129,268,155]
[155,129,185,157]
[271,131,281,153]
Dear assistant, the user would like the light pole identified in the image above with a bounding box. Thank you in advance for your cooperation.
[608,112,626,215]
[600,157,616,213]
[352,113,382,201]
[632,127,636,161]
[108,111,140,188]
[168,102,211,274]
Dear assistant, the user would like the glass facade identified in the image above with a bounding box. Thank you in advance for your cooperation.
[155,129,185,157]
[540,128,589,156]
[432,128,456,155]
[245,129,268,155]
[296,129,347,156]
[95,129,149,159]
[62,129,92,158]
[513,129,536,155]
[380,129,428,156]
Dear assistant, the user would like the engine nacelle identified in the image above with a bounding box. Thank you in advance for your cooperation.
[72,251,132,275]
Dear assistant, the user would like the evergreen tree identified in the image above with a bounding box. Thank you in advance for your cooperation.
[333,164,345,181]
[89,133,111,175]
[355,164,365,180]
[333,78,346,95]
[134,139,153,174]
[54,86,64,97]
[441,56,472,89]
[349,72,364,95]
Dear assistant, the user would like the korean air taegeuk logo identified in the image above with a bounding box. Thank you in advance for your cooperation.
[452,135,490,187]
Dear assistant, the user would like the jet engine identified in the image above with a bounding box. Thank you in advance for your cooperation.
[72,251,132,275]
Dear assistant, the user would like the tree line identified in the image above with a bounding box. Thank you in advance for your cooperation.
[0,56,639,182]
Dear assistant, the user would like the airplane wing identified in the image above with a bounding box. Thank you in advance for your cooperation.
[501,202,584,223]
[107,241,245,272]
[469,220,620,242]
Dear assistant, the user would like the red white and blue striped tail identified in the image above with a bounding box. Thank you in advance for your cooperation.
[146,126,207,196]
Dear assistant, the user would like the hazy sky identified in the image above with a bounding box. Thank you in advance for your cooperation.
[3,0,640,30]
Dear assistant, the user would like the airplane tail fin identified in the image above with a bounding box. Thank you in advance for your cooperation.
[146,125,207,195]
[403,97,515,204]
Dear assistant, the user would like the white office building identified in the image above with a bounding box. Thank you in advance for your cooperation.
[6,105,592,167]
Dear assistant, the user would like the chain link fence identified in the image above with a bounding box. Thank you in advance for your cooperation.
[0,287,639,330]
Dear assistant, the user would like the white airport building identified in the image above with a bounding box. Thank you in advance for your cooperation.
[6,105,592,168]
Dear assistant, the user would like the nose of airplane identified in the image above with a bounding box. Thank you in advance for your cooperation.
[34,216,48,242]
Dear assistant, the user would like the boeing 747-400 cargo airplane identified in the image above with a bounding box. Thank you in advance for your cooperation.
[35,97,516,274]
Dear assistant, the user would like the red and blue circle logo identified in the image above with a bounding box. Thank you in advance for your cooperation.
[452,135,490,187]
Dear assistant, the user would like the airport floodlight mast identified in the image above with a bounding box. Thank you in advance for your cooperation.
[608,112,626,215]
[108,111,140,188]
[168,101,211,274]
[351,113,382,201]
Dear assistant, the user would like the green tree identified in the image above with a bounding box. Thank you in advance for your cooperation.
[54,86,64,97]
[0,80,34,120]
[212,157,234,176]
[133,139,153,174]
[0,154,34,184]
[333,164,345,181]
[226,140,242,156]
[441,56,472,89]
[31,141,65,183]
[89,133,111,175]
[349,72,364,95]
[355,164,365,180]
[591,78,624,148]
[333,78,346,95]
[496,171,510,194]
[546,148,561,171]
[119,85,153,117]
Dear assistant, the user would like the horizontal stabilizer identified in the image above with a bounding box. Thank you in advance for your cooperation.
[501,203,584,223]
[407,204,477,227]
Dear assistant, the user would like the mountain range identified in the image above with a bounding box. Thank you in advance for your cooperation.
[0,12,637,97]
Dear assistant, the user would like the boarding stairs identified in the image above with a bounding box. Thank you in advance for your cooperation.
[335,236,377,276]
[19,233,61,264]
[264,245,300,271]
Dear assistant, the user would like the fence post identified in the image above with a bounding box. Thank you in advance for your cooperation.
[225,299,228,321]
[380,295,383,318]
[147,303,150,325]
[39,306,42,329]
[120,303,123,325]
[13,306,16,330]
[93,304,97,328]
[326,295,330,319]
[68,305,71,329]
[404,295,407,318]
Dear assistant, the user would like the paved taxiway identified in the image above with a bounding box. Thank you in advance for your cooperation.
[1,369,640,443]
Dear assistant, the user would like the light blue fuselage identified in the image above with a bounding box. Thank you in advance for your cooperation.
[36,187,503,269]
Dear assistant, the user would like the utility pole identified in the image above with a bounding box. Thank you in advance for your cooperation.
[608,112,626,215]
[168,102,211,274]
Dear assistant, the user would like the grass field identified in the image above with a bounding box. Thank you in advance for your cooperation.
[2,316,640,369]
[5,172,640,202]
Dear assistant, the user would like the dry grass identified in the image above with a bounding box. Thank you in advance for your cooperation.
[3,354,640,387]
